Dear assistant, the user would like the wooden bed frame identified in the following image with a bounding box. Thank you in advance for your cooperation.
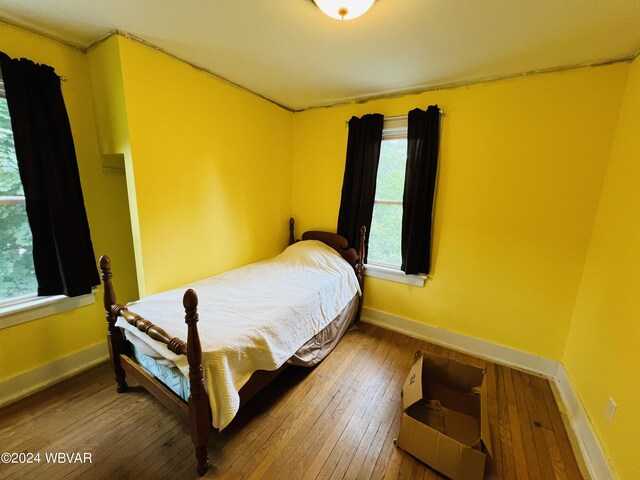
[99,219,365,476]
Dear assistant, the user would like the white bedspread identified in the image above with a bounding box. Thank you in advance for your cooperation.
[116,240,360,430]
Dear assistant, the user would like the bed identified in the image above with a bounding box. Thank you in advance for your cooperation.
[99,219,366,475]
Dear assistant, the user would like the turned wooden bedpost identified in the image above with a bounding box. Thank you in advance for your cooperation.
[184,289,211,476]
[99,255,128,393]
[357,225,366,283]
[289,217,295,245]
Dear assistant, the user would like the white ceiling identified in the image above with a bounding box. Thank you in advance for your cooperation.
[1,0,640,111]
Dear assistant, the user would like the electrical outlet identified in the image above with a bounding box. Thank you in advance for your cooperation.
[605,397,617,423]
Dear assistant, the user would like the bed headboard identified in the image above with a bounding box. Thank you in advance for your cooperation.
[289,218,365,285]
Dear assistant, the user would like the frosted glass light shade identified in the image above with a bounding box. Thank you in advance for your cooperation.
[314,0,376,20]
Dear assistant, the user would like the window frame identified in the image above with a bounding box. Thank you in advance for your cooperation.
[0,290,97,329]
[364,115,426,287]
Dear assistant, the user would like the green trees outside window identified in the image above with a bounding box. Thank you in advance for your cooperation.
[0,95,37,300]
[368,138,407,267]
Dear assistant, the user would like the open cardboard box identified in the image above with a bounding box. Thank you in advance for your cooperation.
[396,351,492,480]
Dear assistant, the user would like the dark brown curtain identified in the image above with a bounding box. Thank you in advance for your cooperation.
[401,106,441,275]
[0,52,99,296]
[337,113,384,261]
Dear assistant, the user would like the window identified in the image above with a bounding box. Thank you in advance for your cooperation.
[365,116,426,286]
[368,117,407,268]
[0,61,97,329]
[0,80,37,303]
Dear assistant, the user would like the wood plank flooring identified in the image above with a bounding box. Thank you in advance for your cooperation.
[0,323,584,479]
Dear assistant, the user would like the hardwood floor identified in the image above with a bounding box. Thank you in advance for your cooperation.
[0,323,584,479]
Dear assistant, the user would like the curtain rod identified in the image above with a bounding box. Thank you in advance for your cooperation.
[344,109,444,125]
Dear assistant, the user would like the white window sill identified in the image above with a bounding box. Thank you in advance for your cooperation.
[0,288,97,330]
[364,264,426,287]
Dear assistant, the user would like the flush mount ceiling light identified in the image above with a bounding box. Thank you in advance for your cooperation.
[313,0,376,20]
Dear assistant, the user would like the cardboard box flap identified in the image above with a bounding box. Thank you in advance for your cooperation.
[459,445,487,480]
[402,352,425,410]
[398,412,487,480]
[480,375,493,458]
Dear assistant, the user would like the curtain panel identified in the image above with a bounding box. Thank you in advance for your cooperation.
[0,52,99,297]
[401,105,441,275]
[336,113,384,262]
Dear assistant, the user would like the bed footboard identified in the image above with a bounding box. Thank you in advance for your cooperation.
[99,256,212,476]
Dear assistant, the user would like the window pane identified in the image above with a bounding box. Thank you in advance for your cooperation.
[0,96,37,300]
[368,203,403,267]
[0,98,23,197]
[0,204,37,299]
[375,138,407,201]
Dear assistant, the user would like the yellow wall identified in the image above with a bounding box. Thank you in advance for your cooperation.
[113,36,293,296]
[563,57,640,479]
[87,36,146,294]
[0,23,138,381]
[292,65,628,360]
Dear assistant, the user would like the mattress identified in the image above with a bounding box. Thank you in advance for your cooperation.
[130,342,190,402]
[116,240,361,429]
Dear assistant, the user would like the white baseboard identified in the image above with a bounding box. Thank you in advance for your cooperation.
[361,307,559,377]
[555,364,615,480]
[0,342,109,408]
[360,307,615,480]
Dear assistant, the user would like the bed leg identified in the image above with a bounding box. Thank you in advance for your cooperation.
[100,255,128,393]
[184,289,211,476]
[108,315,128,393]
